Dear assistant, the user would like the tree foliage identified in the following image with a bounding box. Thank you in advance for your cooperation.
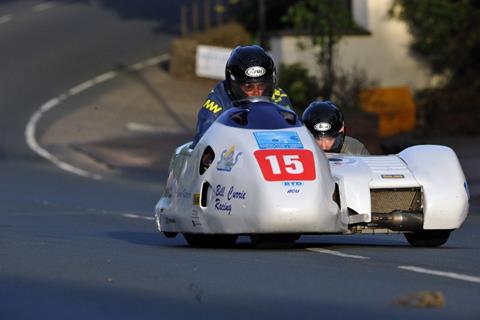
[277,63,320,112]
[229,0,299,34]
[391,0,480,90]
[284,0,356,99]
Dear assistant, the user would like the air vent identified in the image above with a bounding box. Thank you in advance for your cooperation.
[199,146,215,175]
[370,188,422,213]
[231,111,249,125]
[200,181,210,207]
[332,183,340,208]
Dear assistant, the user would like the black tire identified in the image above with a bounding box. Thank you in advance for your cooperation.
[183,233,238,248]
[163,232,178,238]
[404,230,452,247]
[250,234,300,249]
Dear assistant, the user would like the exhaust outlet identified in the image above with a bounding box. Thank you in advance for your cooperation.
[370,211,423,231]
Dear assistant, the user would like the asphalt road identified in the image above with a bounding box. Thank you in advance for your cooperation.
[0,2,479,319]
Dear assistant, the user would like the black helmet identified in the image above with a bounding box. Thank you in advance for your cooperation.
[302,101,345,152]
[225,45,276,100]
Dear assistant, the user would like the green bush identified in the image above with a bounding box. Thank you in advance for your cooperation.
[277,63,320,114]
[332,65,378,110]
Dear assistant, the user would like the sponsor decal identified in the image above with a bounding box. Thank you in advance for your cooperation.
[245,66,266,77]
[287,189,302,194]
[271,88,288,103]
[381,174,405,179]
[217,145,242,172]
[254,131,303,149]
[175,189,192,199]
[282,181,304,187]
[314,122,331,132]
[192,193,200,205]
[191,209,201,227]
[203,99,222,113]
[227,186,246,200]
[215,199,232,215]
[284,182,303,194]
[254,149,316,181]
[192,220,201,227]
[215,184,225,197]
[214,184,247,215]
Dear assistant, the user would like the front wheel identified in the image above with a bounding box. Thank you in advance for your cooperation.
[404,230,452,247]
[183,233,238,248]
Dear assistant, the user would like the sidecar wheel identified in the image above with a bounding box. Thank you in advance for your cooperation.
[404,230,452,247]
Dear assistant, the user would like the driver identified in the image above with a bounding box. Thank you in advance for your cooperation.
[302,101,369,155]
[191,45,292,147]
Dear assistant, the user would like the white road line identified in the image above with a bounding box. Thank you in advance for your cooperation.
[25,97,102,179]
[398,265,480,284]
[32,2,57,12]
[122,213,155,221]
[68,80,96,96]
[306,248,370,260]
[130,55,168,71]
[68,71,118,95]
[0,14,13,24]
[94,71,117,83]
[25,53,169,179]
[127,122,185,134]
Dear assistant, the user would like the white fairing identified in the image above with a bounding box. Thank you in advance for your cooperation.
[328,154,421,216]
[398,145,469,229]
[156,122,344,234]
[155,107,469,235]
[328,145,469,230]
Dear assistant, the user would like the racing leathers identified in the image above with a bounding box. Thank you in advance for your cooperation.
[191,80,292,147]
[339,136,370,155]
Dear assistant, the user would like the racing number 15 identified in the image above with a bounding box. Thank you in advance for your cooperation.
[265,155,303,174]
[254,149,316,181]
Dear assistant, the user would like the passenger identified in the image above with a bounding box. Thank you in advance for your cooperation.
[191,45,292,147]
[302,101,369,155]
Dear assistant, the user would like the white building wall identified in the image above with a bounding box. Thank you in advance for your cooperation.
[352,0,369,30]
[270,0,435,91]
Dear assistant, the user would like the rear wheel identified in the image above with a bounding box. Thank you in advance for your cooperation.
[404,230,452,247]
[183,233,238,248]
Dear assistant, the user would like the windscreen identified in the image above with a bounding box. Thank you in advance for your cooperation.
[216,100,302,130]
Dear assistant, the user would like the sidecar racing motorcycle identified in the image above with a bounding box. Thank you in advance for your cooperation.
[154,99,469,247]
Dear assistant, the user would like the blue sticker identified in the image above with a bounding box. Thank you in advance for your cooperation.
[282,181,304,187]
[253,131,303,149]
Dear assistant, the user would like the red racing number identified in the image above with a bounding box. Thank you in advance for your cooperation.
[254,149,316,181]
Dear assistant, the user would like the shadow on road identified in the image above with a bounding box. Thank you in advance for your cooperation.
[108,231,163,246]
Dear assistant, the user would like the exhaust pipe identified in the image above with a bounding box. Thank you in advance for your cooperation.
[370,211,423,231]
